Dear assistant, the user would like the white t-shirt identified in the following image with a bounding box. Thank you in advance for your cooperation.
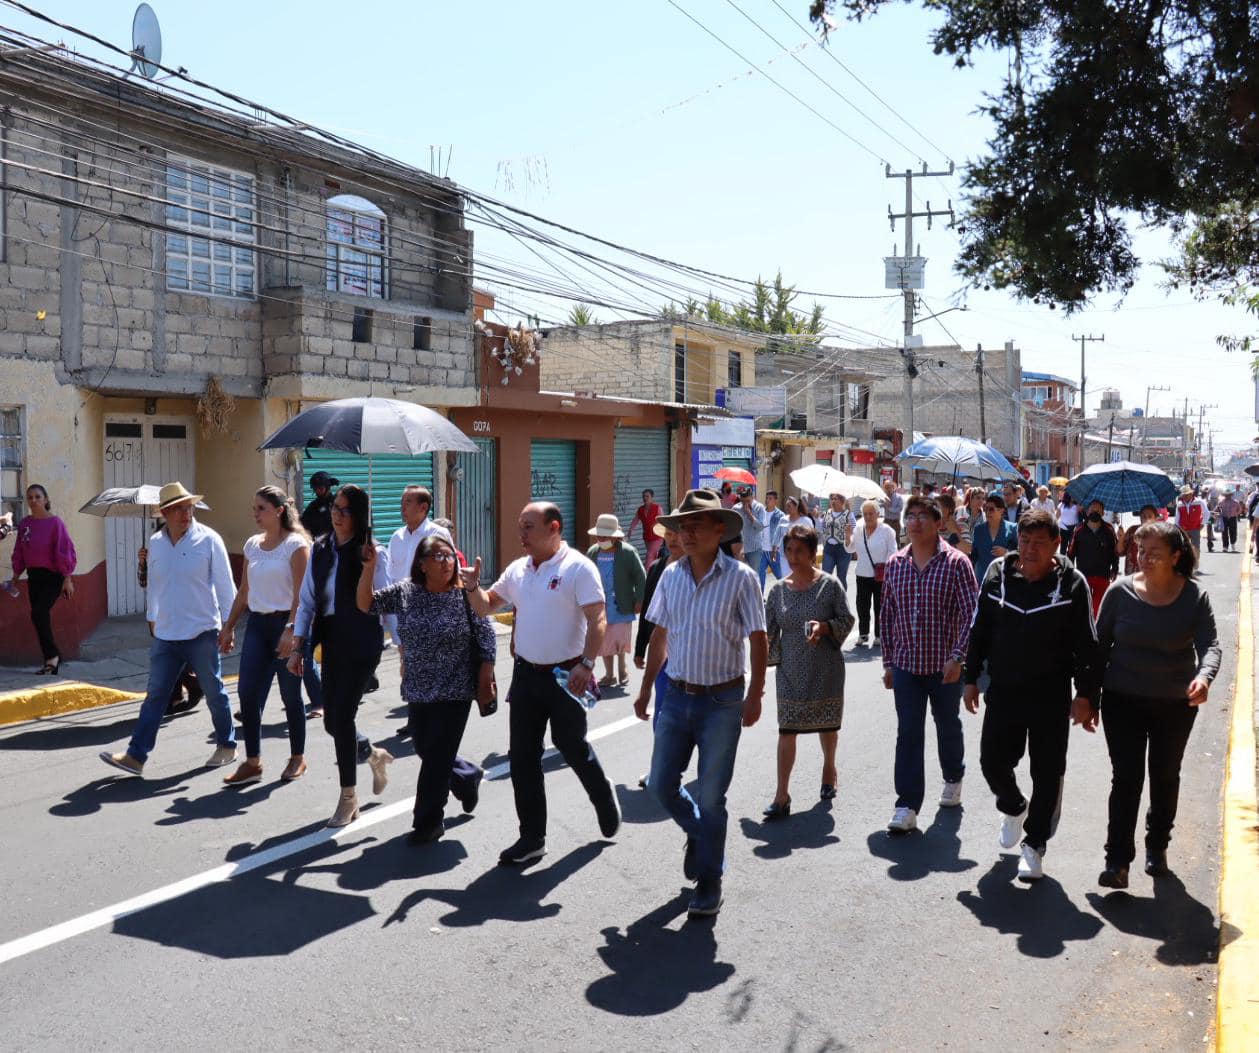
[244,533,307,613]
[1058,504,1080,528]
[1030,497,1057,519]
[490,543,605,664]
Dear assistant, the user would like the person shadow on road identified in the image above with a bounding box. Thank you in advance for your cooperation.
[865,805,978,880]
[585,891,736,1017]
[1086,871,1219,966]
[739,801,840,860]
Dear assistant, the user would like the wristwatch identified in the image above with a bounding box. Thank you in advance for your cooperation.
[579,656,596,670]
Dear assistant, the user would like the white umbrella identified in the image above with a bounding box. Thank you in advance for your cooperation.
[79,486,211,517]
[790,464,885,502]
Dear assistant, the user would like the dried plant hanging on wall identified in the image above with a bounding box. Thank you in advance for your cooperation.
[493,323,540,385]
[197,376,236,436]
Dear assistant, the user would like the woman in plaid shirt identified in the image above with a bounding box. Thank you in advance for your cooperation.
[879,495,980,833]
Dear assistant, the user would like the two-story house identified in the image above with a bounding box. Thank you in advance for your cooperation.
[0,49,477,661]
[1021,371,1080,483]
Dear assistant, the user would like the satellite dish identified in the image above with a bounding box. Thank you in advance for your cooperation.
[130,4,162,79]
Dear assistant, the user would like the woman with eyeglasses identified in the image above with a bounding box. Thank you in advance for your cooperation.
[288,484,393,828]
[9,484,77,675]
[358,533,497,844]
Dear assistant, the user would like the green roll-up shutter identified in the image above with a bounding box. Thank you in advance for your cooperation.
[303,449,435,539]
[530,438,577,546]
[613,425,671,559]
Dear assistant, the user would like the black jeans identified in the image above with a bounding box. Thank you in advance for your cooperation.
[321,646,381,788]
[1059,526,1074,554]
[1101,690,1199,867]
[507,659,615,843]
[26,567,64,661]
[409,698,481,832]
[1222,516,1238,549]
[979,683,1071,852]
[855,575,883,638]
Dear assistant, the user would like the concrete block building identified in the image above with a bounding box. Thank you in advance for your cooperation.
[0,49,476,661]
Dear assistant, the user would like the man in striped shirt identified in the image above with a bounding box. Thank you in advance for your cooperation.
[880,495,980,833]
[636,489,768,918]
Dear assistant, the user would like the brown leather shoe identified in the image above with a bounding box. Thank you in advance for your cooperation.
[223,759,263,786]
[280,756,307,782]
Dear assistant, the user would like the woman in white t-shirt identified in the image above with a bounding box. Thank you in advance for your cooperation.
[219,486,311,785]
[1057,492,1081,554]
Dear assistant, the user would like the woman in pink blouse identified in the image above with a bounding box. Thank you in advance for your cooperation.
[11,484,77,674]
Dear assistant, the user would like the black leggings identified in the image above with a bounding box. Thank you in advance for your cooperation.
[855,575,883,638]
[321,650,380,788]
[26,567,64,661]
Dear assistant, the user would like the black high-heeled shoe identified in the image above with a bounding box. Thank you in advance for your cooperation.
[762,798,791,821]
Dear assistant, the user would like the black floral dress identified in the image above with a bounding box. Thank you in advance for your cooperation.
[765,574,855,734]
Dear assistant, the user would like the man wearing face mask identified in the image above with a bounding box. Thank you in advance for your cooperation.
[1067,499,1119,618]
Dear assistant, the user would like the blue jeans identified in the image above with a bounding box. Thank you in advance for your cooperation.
[128,630,235,763]
[823,544,852,589]
[237,611,306,759]
[648,680,745,881]
[891,667,965,812]
[758,550,782,590]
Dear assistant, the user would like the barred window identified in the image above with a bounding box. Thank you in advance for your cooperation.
[0,407,23,521]
[326,194,386,299]
[165,158,256,298]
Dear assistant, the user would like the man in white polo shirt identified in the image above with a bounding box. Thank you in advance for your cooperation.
[100,482,239,776]
[462,501,621,865]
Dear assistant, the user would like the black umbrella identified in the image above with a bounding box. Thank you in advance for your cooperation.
[1243,464,1259,478]
[259,397,478,455]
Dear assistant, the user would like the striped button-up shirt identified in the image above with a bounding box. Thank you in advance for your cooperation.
[645,550,766,684]
[880,539,979,675]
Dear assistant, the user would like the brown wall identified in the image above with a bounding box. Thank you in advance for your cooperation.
[1,559,108,664]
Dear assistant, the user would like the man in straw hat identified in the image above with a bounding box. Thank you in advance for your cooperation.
[635,488,768,918]
[101,482,239,776]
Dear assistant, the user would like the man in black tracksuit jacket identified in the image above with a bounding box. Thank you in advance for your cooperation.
[963,509,1100,880]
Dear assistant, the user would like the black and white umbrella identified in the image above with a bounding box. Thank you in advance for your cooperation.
[79,486,211,517]
[258,397,479,455]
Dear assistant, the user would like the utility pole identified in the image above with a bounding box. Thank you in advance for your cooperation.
[976,344,987,444]
[886,162,954,454]
[1140,384,1171,464]
[1182,397,1191,483]
[1106,413,1116,462]
[1071,333,1104,474]
[1196,403,1217,480]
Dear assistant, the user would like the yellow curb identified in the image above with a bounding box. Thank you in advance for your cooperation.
[0,682,143,726]
[1218,532,1259,1051]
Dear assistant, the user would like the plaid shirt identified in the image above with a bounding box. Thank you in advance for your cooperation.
[880,539,980,674]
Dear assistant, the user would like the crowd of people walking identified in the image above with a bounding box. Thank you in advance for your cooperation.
[0,459,1227,921]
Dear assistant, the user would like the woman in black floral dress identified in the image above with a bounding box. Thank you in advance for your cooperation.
[762,524,856,819]
[358,534,496,844]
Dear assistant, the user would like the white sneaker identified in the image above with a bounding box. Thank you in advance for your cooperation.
[999,808,1026,850]
[939,780,963,808]
[857,635,869,647]
[872,635,881,646]
[205,745,239,768]
[1017,843,1044,881]
[887,806,918,832]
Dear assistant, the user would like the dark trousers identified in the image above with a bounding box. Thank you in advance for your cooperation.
[409,698,481,832]
[321,647,380,788]
[1222,516,1238,549]
[855,575,883,638]
[979,684,1071,851]
[507,659,615,842]
[1101,691,1199,867]
[1059,526,1074,554]
[26,567,63,661]
[237,612,306,759]
[891,667,965,812]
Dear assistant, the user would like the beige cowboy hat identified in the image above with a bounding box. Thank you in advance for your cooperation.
[656,488,743,542]
[1178,485,1194,497]
[588,513,625,539]
[157,481,204,510]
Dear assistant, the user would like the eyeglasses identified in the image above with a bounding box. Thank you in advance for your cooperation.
[425,552,456,562]
[330,504,350,517]
[903,512,933,523]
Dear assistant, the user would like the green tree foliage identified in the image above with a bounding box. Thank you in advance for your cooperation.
[566,303,598,326]
[810,0,1259,319]
[661,271,825,348]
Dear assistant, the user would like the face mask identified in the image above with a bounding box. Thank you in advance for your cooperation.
[1087,512,1102,523]
[597,540,614,550]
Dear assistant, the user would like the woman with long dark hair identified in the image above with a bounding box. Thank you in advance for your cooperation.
[1091,521,1220,888]
[288,484,392,827]
[10,484,77,675]
[358,533,496,843]
[219,486,311,786]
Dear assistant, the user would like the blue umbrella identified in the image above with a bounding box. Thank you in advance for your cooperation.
[1064,461,1177,513]
[896,435,1023,482]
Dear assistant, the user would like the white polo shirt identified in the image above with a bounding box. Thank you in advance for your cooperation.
[490,543,605,664]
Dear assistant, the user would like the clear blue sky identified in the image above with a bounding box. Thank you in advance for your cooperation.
[13,0,1255,453]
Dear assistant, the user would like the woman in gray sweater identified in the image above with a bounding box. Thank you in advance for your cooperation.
[1090,521,1220,889]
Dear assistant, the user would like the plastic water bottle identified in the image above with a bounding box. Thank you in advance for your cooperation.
[553,666,599,710]
[2,579,19,599]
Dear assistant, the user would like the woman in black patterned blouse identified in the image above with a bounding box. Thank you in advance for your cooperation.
[358,534,497,845]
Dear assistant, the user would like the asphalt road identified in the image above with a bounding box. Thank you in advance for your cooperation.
[0,550,1242,1052]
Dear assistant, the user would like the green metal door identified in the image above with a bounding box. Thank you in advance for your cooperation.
[613,425,671,559]
[455,437,497,582]
[530,438,577,546]
[303,449,435,540]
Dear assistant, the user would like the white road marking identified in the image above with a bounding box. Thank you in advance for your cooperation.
[0,713,645,966]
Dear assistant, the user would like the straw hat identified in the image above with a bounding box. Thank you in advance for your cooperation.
[157,481,203,510]
[656,489,743,542]
[1179,485,1194,497]
[587,513,625,539]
